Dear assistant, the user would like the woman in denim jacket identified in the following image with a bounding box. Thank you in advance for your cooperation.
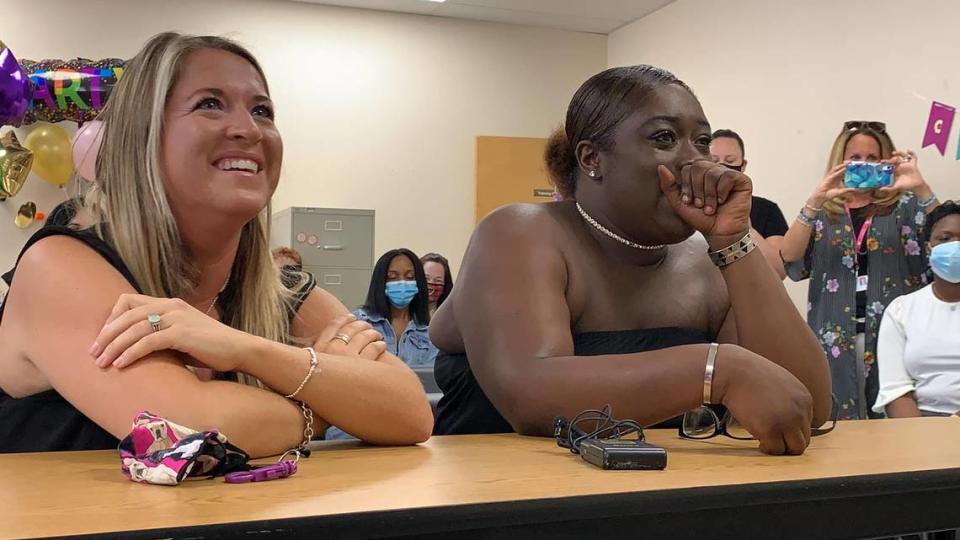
[354,249,438,368]
[326,249,438,439]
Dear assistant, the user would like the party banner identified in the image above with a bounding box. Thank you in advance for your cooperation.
[921,101,955,156]
[21,58,125,125]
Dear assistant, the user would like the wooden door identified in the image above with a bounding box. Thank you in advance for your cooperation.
[475,136,555,223]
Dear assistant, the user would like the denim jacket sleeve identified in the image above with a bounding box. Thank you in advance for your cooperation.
[399,330,438,368]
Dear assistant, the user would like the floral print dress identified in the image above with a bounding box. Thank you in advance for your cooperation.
[785,193,929,419]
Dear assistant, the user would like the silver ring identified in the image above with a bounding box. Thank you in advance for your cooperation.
[147,313,162,333]
[333,332,351,345]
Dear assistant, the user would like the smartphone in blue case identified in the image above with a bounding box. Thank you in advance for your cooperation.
[843,161,894,190]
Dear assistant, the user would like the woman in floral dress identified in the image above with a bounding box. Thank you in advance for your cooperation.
[780,122,941,419]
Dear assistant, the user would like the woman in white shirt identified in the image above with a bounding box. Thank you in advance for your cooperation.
[874,201,960,417]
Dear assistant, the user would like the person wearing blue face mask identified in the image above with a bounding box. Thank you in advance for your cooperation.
[353,249,438,368]
[325,248,439,440]
[875,200,960,418]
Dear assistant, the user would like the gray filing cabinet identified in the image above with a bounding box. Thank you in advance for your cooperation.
[271,207,375,310]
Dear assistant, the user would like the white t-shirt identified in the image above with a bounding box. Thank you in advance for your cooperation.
[873,284,960,415]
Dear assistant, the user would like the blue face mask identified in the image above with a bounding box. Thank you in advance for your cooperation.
[385,280,419,308]
[930,241,960,283]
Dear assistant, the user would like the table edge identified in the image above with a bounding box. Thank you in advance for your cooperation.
[51,466,960,540]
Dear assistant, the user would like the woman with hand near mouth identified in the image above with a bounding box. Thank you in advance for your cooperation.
[0,33,432,455]
[431,65,833,455]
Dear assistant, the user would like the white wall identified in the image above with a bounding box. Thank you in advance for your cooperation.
[0,0,606,294]
[609,0,960,309]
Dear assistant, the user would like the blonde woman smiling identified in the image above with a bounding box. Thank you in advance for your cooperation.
[0,33,432,455]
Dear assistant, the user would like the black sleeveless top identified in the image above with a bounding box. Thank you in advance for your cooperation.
[433,327,711,435]
[0,225,315,453]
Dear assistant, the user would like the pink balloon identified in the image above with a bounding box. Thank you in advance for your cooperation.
[72,120,104,182]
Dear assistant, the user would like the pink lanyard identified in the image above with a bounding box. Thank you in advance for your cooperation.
[845,206,875,258]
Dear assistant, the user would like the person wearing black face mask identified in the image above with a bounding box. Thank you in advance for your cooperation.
[710,129,789,242]
[271,246,303,273]
[710,129,788,279]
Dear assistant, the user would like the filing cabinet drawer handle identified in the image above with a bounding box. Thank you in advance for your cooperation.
[322,245,343,250]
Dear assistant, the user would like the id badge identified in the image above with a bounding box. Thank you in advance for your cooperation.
[856,275,868,292]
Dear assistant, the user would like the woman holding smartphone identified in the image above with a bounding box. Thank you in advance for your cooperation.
[780,122,940,420]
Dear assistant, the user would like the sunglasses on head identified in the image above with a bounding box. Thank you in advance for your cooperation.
[844,120,887,134]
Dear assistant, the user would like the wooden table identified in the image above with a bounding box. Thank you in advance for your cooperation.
[2,417,959,539]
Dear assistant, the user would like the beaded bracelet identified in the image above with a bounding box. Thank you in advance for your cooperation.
[285,347,319,399]
[918,192,938,208]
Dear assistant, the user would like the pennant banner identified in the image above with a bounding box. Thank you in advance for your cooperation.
[921,101,955,156]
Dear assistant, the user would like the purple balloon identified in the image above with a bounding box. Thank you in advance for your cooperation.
[0,41,32,127]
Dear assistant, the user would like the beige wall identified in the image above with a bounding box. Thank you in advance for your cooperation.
[9,0,955,307]
[0,0,607,294]
[609,0,960,310]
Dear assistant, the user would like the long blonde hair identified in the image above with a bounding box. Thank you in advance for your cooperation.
[823,126,901,215]
[81,32,295,386]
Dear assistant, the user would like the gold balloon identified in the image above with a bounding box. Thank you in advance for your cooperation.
[24,123,73,187]
[0,131,33,199]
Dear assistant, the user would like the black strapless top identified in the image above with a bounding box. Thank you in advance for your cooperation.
[433,327,711,435]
